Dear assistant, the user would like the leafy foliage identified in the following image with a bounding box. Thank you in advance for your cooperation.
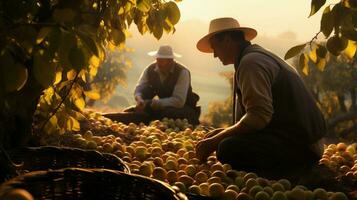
[292,48,357,140]
[0,0,182,147]
[286,0,357,60]
[203,72,234,128]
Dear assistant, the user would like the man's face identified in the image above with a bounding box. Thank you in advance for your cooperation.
[156,58,173,72]
[210,36,234,65]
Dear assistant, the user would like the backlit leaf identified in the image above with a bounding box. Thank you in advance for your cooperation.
[36,27,52,44]
[342,40,357,59]
[74,97,85,111]
[137,0,151,12]
[284,43,307,60]
[84,90,101,100]
[309,0,326,17]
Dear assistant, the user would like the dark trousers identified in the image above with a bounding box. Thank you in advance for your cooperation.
[216,129,320,181]
[103,105,200,125]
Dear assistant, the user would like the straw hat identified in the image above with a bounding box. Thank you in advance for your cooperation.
[197,17,257,53]
[148,45,182,59]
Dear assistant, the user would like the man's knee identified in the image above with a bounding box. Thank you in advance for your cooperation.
[216,136,238,163]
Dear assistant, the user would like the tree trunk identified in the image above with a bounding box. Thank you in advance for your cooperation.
[337,93,347,112]
[0,73,43,149]
[351,88,356,111]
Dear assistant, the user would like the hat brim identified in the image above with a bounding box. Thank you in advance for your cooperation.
[196,27,257,53]
[147,51,182,58]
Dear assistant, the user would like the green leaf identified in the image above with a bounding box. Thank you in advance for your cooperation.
[1,51,28,92]
[53,9,76,23]
[74,97,85,111]
[326,36,348,56]
[165,1,180,25]
[68,46,86,70]
[36,27,52,44]
[137,0,151,12]
[78,32,99,57]
[309,0,326,17]
[33,51,56,88]
[316,45,328,58]
[320,6,334,38]
[84,90,101,100]
[111,29,126,45]
[284,43,307,60]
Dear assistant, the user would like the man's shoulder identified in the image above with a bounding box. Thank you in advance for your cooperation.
[175,61,190,71]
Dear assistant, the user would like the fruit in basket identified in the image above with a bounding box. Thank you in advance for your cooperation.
[2,189,34,200]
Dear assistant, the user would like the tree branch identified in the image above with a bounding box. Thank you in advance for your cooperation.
[328,110,357,128]
[40,73,80,133]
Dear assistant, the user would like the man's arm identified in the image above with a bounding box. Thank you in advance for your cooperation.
[151,69,190,110]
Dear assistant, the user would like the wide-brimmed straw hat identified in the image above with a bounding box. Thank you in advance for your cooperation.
[148,45,182,59]
[197,17,257,53]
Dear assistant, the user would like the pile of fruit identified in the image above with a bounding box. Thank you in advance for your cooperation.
[40,111,353,200]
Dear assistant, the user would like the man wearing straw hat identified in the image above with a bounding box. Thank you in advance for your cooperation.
[104,45,200,125]
[195,18,327,180]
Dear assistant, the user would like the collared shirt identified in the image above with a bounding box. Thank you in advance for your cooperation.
[235,44,280,130]
[134,62,190,109]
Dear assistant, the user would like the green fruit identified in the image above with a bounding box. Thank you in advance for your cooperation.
[313,188,328,200]
[236,192,251,200]
[272,182,285,192]
[271,191,288,200]
[329,192,348,200]
[245,178,258,190]
[249,185,263,197]
[278,179,291,191]
[255,191,270,200]
[243,172,258,182]
[263,186,274,196]
[235,176,245,188]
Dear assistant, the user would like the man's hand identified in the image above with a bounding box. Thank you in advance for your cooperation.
[204,128,224,139]
[195,137,218,162]
[135,96,145,111]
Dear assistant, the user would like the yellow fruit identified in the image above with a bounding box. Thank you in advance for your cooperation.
[222,189,238,200]
[199,183,210,196]
[174,182,186,193]
[164,160,178,171]
[194,172,208,184]
[211,163,224,172]
[138,163,152,177]
[152,167,167,181]
[336,142,347,151]
[103,143,113,153]
[135,146,148,161]
[207,176,221,185]
[188,185,201,195]
[167,170,177,183]
[209,183,225,198]
[86,141,97,149]
[185,165,197,177]
[178,175,194,186]
[83,130,93,140]
[2,189,34,200]
[226,185,240,193]
[222,164,232,172]
[245,178,258,190]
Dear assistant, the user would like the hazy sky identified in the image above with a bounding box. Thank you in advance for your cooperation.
[178,0,326,41]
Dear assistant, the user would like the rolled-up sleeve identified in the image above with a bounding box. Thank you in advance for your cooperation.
[237,53,278,130]
[153,69,190,109]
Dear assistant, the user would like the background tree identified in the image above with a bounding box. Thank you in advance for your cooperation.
[0,0,182,148]
[292,45,357,141]
[203,71,233,128]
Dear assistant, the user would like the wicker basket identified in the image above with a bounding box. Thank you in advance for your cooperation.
[6,146,130,174]
[0,168,188,200]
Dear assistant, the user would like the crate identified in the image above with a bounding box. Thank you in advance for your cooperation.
[0,168,187,200]
[6,146,130,174]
